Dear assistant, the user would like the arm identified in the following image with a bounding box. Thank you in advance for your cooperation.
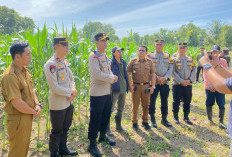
[44,63,72,97]
[2,75,36,115]
[189,60,196,83]
[199,54,232,94]
[164,57,173,80]
[89,55,115,84]
[11,99,36,114]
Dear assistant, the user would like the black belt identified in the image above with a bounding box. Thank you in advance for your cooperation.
[134,82,149,85]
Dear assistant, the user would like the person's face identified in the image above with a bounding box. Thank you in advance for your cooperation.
[154,42,164,52]
[113,49,122,58]
[15,46,32,66]
[200,49,204,54]
[177,46,188,55]
[137,47,147,58]
[95,39,108,50]
[55,44,69,55]
[211,50,220,56]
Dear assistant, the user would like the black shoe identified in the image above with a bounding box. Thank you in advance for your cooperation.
[142,122,151,130]
[219,122,227,129]
[161,119,172,127]
[59,144,78,156]
[98,137,116,146]
[88,144,102,157]
[174,118,180,124]
[50,151,59,157]
[184,118,193,125]
[133,123,138,131]
[150,116,157,128]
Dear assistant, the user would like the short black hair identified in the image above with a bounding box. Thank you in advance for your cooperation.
[138,45,147,52]
[10,41,29,60]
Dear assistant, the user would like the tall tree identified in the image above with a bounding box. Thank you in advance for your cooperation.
[82,22,119,42]
[207,20,224,45]
[0,6,35,34]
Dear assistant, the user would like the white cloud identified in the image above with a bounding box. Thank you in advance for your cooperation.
[1,0,108,19]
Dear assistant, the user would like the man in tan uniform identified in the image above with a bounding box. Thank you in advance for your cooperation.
[127,45,156,131]
[1,41,42,157]
[44,37,78,157]
[88,33,118,157]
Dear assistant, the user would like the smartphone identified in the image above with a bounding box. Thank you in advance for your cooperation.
[207,51,213,60]
[145,88,150,94]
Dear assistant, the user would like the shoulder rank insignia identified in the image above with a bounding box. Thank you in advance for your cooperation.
[50,65,56,73]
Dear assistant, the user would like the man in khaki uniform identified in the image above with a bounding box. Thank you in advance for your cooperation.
[148,39,173,128]
[1,41,42,157]
[172,42,196,125]
[44,37,78,157]
[88,33,118,157]
[127,46,156,131]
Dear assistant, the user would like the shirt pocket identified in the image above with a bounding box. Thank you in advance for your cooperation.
[176,63,182,70]
[132,64,140,74]
[57,67,67,84]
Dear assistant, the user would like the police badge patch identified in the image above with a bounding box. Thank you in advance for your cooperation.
[50,65,56,73]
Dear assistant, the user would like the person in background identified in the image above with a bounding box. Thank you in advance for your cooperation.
[203,45,228,129]
[107,46,128,136]
[199,49,232,157]
[196,47,205,83]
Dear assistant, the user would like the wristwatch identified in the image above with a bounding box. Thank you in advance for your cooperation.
[203,63,213,70]
[152,85,156,89]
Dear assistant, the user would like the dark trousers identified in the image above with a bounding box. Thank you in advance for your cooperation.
[49,105,74,152]
[205,90,225,109]
[88,94,112,140]
[149,84,170,116]
[196,66,203,81]
[172,85,192,116]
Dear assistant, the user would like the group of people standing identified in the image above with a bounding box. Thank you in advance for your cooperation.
[1,32,231,157]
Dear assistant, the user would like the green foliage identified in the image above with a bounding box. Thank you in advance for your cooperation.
[0,6,35,34]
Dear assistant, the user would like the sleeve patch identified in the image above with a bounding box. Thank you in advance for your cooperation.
[50,65,56,73]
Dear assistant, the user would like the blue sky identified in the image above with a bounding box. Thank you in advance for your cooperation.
[1,0,232,38]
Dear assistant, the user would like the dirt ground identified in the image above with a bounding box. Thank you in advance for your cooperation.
[0,81,231,157]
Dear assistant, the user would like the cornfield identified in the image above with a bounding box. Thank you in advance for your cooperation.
[0,23,207,148]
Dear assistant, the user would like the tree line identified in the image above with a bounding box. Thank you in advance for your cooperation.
[1,6,232,48]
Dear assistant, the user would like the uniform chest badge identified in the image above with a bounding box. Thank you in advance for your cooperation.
[163,54,168,58]
[103,67,107,71]
[56,58,61,62]
[66,62,70,66]
[49,65,56,73]
[61,77,65,81]
[58,64,62,67]
[61,72,66,75]
[178,66,181,69]
[189,66,192,69]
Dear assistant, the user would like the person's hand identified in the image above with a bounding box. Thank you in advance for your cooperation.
[149,87,154,94]
[181,80,188,86]
[34,105,41,118]
[199,54,209,67]
[129,85,134,93]
[208,84,216,92]
[156,76,161,85]
[71,89,77,97]
[114,75,118,83]
[67,95,75,101]
[186,80,191,85]
[209,54,220,67]
[159,77,167,84]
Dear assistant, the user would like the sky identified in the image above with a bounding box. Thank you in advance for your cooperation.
[1,0,232,38]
